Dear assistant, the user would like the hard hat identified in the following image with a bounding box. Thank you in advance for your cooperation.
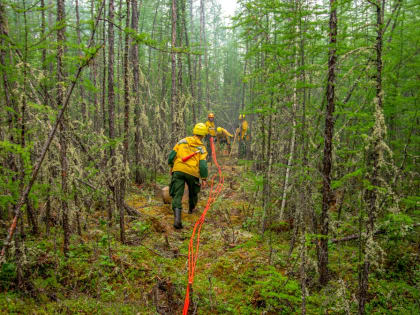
[193,123,208,136]
[217,127,222,133]
[239,114,245,120]
[208,112,215,118]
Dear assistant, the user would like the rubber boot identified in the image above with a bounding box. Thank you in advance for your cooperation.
[173,208,183,229]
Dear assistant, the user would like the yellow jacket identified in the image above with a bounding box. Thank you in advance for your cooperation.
[239,120,249,140]
[169,136,208,179]
[217,128,233,144]
[205,120,216,137]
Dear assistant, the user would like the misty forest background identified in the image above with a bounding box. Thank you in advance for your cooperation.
[0,0,419,314]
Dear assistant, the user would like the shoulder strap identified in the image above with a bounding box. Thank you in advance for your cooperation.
[177,138,188,145]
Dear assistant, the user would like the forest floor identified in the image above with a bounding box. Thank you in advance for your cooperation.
[0,155,419,314]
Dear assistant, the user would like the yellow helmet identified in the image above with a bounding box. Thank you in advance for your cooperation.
[217,127,222,133]
[208,112,215,118]
[193,123,208,136]
[239,114,245,120]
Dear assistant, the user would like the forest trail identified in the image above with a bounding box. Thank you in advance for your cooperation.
[121,156,270,313]
[126,156,252,248]
[128,158,236,228]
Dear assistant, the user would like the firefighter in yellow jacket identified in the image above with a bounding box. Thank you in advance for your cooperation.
[216,127,233,152]
[168,123,208,229]
[205,112,216,162]
[237,114,249,158]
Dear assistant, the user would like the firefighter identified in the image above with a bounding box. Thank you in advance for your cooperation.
[216,126,233,153]
[237,114,249,159]
[168,123,208,229]
[205,113,216,162]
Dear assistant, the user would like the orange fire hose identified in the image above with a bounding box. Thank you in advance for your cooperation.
[182,136,224,315]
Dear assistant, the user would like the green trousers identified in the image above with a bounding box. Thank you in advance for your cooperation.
[205,136,213,162]
[169,171,201,211]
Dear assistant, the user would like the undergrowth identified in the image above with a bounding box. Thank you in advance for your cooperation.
[0,162,418,314]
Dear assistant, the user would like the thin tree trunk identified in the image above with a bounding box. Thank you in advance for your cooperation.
[57,0,70,256]
[318,0,337,286]
[120,0,131,245]
[171,0,178,145]
[40,0,47,102]
[75,0,87,122]
[261,98,273,234]
[279,76,297,220]
[181,0,195,123]
[21,0,38,235]
[91,0,99,131]
[197,0,204,119]
[107,0,120,235]
[101,4,107,131]
[241,41,248,111]
[131,0,143,185]
[148,0,160,73]
[201,0,209,110]
[359,0,386,313]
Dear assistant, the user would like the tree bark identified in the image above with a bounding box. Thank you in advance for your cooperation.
[359,0,386,313]
[75,0,87,122]
[120,0,131,245]
[101,4,107,131]
[318,0,337,286]
[90,0,99,131]
[131,0,143,185]
[279,60,297,220]
[56,0,70,256]
[171,0,178,145]
[181,0,195,123]
[197,0,203,119]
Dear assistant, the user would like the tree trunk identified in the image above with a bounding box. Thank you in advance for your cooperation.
[131,0,143,185]
[261,99,273,234]
[197,0,203,119]
[75,0,86,122]
[101,4,107,131]
[318,0,337,286]
[359,1,386,313]
[107,0,121,236]
[57,0,70,257]
[120,0,132,245]
[171,0,178,145]
[90,0,99,131]
[279,65,297,220]
[181,0,195,123]
[200,0,209,110]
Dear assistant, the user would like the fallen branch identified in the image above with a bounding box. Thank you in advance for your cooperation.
[331,223,420,243]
